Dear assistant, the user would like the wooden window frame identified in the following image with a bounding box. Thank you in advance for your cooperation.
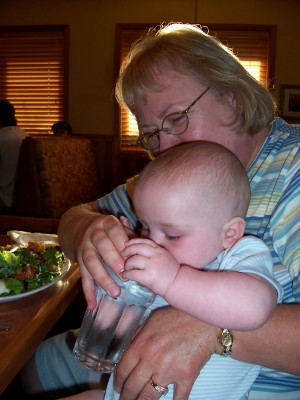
[0,25,69,134]
[114,23,276,156]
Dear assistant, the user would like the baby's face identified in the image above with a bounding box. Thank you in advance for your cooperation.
[133,183,225,269]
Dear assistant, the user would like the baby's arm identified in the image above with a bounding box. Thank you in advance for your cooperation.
[122,237,278,331]
[163,266,277,330]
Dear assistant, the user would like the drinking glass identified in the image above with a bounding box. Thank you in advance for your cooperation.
[73,265,156,373]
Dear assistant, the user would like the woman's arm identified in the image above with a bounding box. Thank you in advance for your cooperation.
[233,303,300,375]
[113,303,300,400]
[58,201,129,308]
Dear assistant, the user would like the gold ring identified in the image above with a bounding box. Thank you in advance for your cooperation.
[150,379,169,396]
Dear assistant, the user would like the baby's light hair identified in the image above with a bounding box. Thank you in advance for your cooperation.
[135,141,250,218]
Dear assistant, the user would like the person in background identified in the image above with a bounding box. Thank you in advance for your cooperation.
[0,99,28,213]
[103,140,282,400]
[22,23,300,400]
[51,121,73,136]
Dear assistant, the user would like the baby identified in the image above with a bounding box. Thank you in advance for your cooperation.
[105,141,283,400]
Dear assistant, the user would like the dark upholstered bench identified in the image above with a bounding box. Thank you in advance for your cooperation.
[0,136,100,234]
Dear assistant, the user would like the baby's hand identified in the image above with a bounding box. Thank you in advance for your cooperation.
[121,238,180,297]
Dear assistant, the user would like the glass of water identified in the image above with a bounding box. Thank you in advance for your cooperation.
[73,266,156,373]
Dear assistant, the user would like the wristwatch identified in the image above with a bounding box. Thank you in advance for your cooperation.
[217,328,233,357]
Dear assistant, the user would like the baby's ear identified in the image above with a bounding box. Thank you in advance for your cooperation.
[222,217,246,249]
[120,215,134,230]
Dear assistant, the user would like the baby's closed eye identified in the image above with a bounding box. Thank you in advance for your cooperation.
[166,235,181,241]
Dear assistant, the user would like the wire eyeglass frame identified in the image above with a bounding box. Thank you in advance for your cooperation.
[137,86,210,152]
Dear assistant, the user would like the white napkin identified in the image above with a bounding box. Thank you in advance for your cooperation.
[7,230,59,247]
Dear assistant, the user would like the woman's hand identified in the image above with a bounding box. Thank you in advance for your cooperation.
[114,306,218,400]
[58,201,135,308]
[114,304,300,400]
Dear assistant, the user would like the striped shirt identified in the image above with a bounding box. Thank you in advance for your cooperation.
[98,118,300,399]
[246,118,300,399]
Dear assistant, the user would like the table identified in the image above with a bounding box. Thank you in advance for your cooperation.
[0,234,82,395]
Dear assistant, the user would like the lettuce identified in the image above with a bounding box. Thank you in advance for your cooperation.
[0,245,64,296]
[0,250,20,278]
[5,278,23,294]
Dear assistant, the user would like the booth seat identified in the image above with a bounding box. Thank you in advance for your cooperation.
[0,136,100,234]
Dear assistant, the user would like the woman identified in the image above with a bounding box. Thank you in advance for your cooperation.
[23,23,300,399]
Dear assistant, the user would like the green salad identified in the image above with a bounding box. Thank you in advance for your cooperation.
[0,242,64,296]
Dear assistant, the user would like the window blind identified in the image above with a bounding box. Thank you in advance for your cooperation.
[0,26,68,134]
[211,28,271,84]
[116,24,276,152]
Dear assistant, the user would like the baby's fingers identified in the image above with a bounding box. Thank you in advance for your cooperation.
[124,238,157,248]
[122,268,146,282]
[124,254,147,271]
[122,242,156,259]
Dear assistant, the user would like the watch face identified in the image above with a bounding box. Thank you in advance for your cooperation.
[222,331,233,347]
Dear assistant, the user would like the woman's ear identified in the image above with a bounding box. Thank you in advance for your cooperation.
[222,217,246,249]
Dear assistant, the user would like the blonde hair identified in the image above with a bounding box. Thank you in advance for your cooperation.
[116,23,276,135]
[135,141,251,218]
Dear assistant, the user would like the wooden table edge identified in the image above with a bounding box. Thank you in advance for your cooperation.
[0,262,81,395]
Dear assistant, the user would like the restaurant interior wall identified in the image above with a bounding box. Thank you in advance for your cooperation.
[0,0,299,188]
[0,0,299,136]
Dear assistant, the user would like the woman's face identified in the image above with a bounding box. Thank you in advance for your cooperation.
[134,71,252,166]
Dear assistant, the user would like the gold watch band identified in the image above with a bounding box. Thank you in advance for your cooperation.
[217,328,233,357]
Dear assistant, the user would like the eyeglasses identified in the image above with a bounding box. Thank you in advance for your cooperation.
[137,86,210,153]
